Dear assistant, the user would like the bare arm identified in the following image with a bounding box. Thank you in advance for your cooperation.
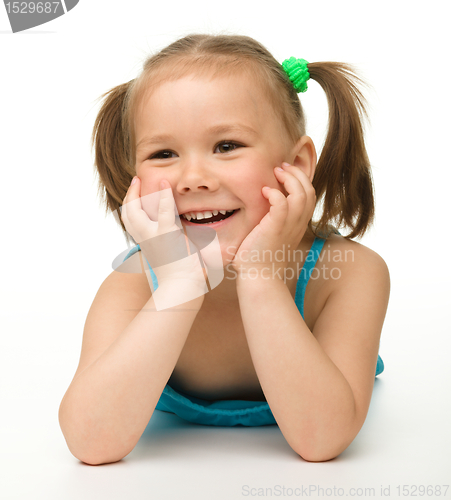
[58,272,204,466]
[236,244,390,462]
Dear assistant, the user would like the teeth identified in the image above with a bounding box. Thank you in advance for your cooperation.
[181,209,235,221]
[196,211,212,220]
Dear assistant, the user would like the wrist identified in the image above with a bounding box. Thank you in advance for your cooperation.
[152,280,207,311]
[235,269,287,293]
[147,252,207,287]
[234,264,288,285]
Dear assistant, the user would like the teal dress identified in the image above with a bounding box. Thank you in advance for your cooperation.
[122,228,384,427]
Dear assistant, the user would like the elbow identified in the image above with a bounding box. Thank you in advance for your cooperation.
[296,447,342,463]
[289,432,354,463]
[58,405,134,466]
[73,449,129,466]
[62,432,133,466]
[290,409,362,462]
[61,430,134,466]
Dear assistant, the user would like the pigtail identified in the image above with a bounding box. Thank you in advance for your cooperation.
[91,81,135,236]
[307,62,375,240]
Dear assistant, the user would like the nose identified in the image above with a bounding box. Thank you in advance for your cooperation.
[174,156,220,194]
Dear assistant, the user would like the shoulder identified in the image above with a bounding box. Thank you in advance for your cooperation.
[98,247,153,305]
[68,267,152,383]
[320,232,390,290]
[103,264,152,293]
[313,232,391,348]
[310,232,391,340]
[91,266,152,316]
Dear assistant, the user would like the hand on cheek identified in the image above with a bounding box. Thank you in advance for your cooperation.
[232,162,316,276]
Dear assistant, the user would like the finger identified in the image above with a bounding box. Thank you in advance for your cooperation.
[262,186,288,226]
[273,167,315,233]
[123,176,140,205]
[157,180,177,232]
[274,165,316,215]
[122,177,143,224]
[278,164,316,198]
[121,178,134,222]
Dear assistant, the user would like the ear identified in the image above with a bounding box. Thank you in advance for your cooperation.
[290,136,317,183]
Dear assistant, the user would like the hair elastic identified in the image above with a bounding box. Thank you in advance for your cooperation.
[281,57,310,93]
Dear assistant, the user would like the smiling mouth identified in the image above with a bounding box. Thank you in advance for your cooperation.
[182,209,238,224]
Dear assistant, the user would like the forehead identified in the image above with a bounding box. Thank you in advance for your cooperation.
[134,71,284,142]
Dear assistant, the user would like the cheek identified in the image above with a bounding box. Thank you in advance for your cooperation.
[239,159,278,188]
[237,165,280,215]
[138,174,160,197]
[135,163,165,192]
[248,153,281,188]
[243,185,271,220]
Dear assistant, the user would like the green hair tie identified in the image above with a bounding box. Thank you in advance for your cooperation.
[281,57,310,93]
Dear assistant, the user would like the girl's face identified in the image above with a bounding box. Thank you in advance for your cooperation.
[134,72,295,265]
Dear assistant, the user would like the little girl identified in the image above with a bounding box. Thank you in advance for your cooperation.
[58,34,390,465]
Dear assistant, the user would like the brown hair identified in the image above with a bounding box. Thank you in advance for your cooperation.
[91,34,374,240]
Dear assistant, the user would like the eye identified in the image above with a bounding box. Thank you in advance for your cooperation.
[215,141,242,154]
[149,150,177,160]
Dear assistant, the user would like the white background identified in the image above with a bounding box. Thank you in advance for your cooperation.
[1,1,450,499]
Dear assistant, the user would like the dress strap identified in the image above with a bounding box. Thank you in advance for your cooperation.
[123,245,139,261]
[123,244,159,291]
[294,237,327,320]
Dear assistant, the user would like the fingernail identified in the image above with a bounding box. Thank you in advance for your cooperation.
[276,167,284,172]
[131,176,137,185]
[282,162,291,168]
[160,180,166,189]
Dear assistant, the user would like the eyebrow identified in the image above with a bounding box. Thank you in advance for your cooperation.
[206,123,258,137]
[136,124,258,150]
[136,134,175,150]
